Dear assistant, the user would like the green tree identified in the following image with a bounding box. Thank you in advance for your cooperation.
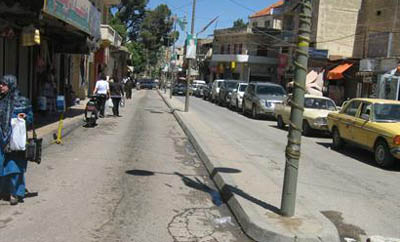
[126,41,146,74]
[115,0,148,41]
[232,18,247,29]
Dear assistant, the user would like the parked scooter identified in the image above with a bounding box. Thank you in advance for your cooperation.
[84,95,99,127]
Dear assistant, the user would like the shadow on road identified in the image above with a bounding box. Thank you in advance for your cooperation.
[316,142,400,171]
[210,167,241,179]
[175,172,223,206]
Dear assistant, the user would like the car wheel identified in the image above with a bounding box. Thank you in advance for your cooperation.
[252,105,258,119]
[332,127,344,150]
[375,140,395,168]
[277,115,285,129]
[302,120,312,136]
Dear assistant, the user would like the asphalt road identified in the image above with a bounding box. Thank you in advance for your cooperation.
[174,95,400,240]
[0,90,252,242]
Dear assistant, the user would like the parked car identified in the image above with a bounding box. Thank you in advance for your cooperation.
[192,80,206,94]
[327,98,400,168]
[275,95,337,136]
[242,82,286,119]
[172,83,187,96]
[193,84,207,97]
[217,80,239,106]
[203,83,212,101]
[138,79,156,89]
[229,82,248,110]
[211,79,225,103]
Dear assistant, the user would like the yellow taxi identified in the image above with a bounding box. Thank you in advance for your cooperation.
[327,98,400,167]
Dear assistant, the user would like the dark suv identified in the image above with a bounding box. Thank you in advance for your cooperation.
[242,82,286,119]
[217,80,239,106]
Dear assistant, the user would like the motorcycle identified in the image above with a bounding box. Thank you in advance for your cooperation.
[84,95,99,127]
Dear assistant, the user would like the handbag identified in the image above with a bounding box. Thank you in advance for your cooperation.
[25,122,42,164]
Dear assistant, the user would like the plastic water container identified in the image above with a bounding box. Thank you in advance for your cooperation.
[56,95,66,112]
[38,96,47,111]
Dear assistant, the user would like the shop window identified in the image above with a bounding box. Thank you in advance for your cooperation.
[257,45,268,57]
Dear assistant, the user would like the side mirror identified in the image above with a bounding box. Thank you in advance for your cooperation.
[361,114,370,121]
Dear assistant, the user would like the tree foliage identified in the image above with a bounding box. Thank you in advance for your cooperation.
[140,4,174,50]
[116,0,148,41]
[232,18,247,29]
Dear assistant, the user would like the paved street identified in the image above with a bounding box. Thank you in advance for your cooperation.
[0,90,252,242]
[173,94,400,239]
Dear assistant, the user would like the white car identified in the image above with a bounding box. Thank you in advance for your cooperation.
[211,79,225,103]
[229,82,248,110]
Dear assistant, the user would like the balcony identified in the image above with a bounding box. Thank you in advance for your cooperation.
[101,25,122,47]
[103,0,121,5]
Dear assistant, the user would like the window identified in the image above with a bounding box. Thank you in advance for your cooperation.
[360,102,372,120]
[282,47,289,54]
[252,22,258,28]
[220,45,225,54]
[257,46,268,57]
[234,44,237,54]
[264,20,271,28]
[227,44,231,54]
[239,44,243,54]
[343,100,361,117]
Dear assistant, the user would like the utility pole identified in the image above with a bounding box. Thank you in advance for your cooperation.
[185,0,196,112]
[170,16,177,99]
[280,0,312,217]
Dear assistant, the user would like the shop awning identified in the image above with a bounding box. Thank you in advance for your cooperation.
[327,63,353,80]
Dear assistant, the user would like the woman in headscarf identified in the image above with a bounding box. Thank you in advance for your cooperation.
[0,75,33,205]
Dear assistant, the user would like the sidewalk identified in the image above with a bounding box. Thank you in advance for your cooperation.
[31,101,87,148]
[158,91,340,242]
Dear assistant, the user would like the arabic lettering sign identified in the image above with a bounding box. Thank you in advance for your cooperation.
[44,0,100,38]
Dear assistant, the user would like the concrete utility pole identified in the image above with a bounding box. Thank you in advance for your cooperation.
[280,0,312,217]
[170,16,177,99]
[185,0,196,112]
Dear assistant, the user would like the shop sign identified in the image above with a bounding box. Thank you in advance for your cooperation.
[308,48,328,59]
[43,0,101,39]
[360,58,376,72]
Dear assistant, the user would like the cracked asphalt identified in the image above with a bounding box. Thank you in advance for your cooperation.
[0,90,252,242]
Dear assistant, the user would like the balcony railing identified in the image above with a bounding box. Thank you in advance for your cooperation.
[101,24,122,47]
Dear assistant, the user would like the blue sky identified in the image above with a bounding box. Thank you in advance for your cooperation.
[147,0,277,45]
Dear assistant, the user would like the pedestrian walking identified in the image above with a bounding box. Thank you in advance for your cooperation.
[124,77,133,99]
[109,77,124,117]
[0,75,33,205]
[93,73,109,118]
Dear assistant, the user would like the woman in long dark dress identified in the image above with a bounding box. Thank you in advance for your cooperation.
[0,75,33,205]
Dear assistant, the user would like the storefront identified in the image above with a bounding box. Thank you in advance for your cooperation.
[0,0,100,110]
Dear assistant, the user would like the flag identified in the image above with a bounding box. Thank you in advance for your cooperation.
[198,16,219,34]
[176,16,187,32]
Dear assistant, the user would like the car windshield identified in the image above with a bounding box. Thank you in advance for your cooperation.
[226,82,238,89]
[239,84,248,91]
[217,82,223,88]
[374,103,400,122]
[256,85,286,96]
[304,98,336,110]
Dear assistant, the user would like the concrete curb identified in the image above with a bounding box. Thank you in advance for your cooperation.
[157,90,340,242]
[39,115,85,150]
